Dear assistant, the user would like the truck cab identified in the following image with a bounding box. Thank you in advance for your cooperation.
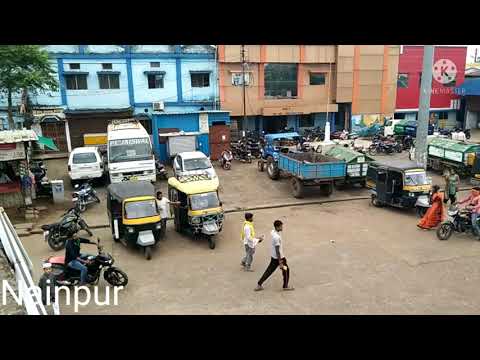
[384,119,402,137]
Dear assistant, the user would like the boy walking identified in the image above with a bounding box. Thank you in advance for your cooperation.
[38,262,60,315]
[241,213,264,272]
[255,220,294,291]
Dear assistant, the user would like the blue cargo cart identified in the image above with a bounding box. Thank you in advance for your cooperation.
[267,151,347,198]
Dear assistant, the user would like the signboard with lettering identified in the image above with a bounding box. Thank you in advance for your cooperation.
[109,138,150,146]
[0,142,25,161]
[199,113,209,133]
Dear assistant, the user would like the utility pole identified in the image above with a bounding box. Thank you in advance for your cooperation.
[475,48,478,63]
[241,45,247,129]
[415,45,435,168]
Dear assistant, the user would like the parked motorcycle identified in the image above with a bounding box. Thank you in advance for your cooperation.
[47,238,128,287]
[437,205,480,241]
[231,142,252,163]
[31,161,53,197]
[219,149,233,170]
[41,207,93,251]
[72,181,100,213]
[368,139,401,156]
[155,160,168,179]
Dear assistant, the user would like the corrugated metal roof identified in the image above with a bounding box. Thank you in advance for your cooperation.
[428,137,480,152]
[0,130,38,144]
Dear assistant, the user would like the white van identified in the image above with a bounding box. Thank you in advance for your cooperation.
[68,147,104,185]
[107,119,156,183]
[173,151,218,180]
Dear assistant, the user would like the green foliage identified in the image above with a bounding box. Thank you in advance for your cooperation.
[0,45,58,94]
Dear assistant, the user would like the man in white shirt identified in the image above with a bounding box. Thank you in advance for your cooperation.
[255,220,294,291]
[156,191,180,238]
[241,212,264,272]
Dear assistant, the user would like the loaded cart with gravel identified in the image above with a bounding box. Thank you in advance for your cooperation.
[266,151,346,198]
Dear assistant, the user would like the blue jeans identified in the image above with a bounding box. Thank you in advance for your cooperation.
[472,213,480,237]
[68,259,88,285]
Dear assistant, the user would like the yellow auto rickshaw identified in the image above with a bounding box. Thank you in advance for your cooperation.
[106,181,163,260]
[167,175,224,249]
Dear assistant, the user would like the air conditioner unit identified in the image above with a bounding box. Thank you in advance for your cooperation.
[153,101,165,112]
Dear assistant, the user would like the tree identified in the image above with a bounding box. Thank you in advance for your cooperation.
[0,46,58,129]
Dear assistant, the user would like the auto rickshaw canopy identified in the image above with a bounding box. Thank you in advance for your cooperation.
[369,160,425,173]
[168,176,219,195]
[107,181,156,202]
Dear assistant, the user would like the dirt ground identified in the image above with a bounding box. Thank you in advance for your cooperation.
[20,197,480,315]
[12,135,480,314]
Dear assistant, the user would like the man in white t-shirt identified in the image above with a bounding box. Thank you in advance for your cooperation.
[255,220,294,291]
[156,191,180,238]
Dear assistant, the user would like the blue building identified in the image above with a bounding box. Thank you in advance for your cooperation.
[0,45,228,157]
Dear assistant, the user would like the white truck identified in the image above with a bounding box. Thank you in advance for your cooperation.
[384,119,402,137]
[107,119,156,183]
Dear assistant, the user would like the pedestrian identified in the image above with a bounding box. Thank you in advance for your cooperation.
[417,185,445,230]
[156,190,180,238]
[443,169,460,205]
[241,212,264,271]
[255,220,294,291]
[38,262,60,315]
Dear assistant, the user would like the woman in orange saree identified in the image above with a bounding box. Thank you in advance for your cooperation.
[417,185,445,230]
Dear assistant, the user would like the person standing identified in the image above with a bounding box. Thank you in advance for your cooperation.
[444,169,460,205]
[156,190,180,238]
[255,220,294,291]
[417,185,445,230]
[241,213,264,271]
[38,262,60,315]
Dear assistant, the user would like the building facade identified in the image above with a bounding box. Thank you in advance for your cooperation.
[218,45,400,133]
[0,45,221,154]
[395,45,468,128]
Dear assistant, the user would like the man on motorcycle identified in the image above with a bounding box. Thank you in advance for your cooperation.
[65,233,97,285]
[458,187,480,240]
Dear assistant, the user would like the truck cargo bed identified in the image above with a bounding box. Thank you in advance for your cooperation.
[278,152,346,180]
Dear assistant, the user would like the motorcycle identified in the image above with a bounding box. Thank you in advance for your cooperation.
[72,181,100,213]
[232,142,252,163]
[219,149,233,170]
[437,205,480,241]
[155,160,168,179]
[41,207,93,251]
[402,135,414,151]
[31,161,53,197]
[47,238,128,287]
[368,140,401,156]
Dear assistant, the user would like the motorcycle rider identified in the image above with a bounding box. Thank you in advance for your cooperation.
[458,187,480,240]
[65,233,97,285]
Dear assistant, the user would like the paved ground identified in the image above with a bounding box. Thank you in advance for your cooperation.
[12,133,480,314]
[20,196,480,315]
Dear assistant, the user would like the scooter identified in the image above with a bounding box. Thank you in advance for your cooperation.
[41,207,93,251]
[437,205,480,241]
[155,160,168,179]
[46,238,128,287]
[72,181,100,213]
[219,150,233,170]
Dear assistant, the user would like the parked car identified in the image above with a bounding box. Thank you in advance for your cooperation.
[68,147,105,186]
[172,151,218,180]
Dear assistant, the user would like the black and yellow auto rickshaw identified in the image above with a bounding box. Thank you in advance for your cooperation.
[106,181,163,260]
[471,152,480,186]
[366,160,432,216]
[167,175,224,249]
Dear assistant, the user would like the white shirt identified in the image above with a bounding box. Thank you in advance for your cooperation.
[271,230,284,259]
[243,224,259,248]
[156,197,171,219]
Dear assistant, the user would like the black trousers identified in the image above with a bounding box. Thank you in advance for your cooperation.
[258,257,290,288]
[443,194,456,205]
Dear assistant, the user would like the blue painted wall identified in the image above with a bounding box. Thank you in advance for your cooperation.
[152,111,230,161]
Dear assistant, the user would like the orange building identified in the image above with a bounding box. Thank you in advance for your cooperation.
[217,45,400,133]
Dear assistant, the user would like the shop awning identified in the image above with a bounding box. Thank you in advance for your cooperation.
[455,78,480,96]
[37,136,59,151]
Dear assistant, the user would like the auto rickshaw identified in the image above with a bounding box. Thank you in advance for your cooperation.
[167,175,223,249]
[106,181,163,260]
[366,160,432,217]
[471,152,480,186]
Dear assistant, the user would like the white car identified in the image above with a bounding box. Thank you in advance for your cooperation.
[173,151,217,180]
[68,147,105,185]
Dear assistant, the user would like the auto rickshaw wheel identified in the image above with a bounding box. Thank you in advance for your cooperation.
[258,160,265,172]
[291,178,304,198]
[371,194,382,207]
[416,206,428,218]
[208,236,216,249]
[144,246,152,260]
